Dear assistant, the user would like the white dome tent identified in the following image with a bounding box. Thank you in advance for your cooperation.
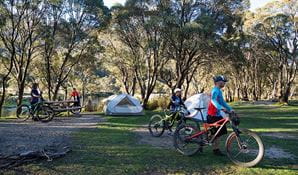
[185,93,226,121]
[184,93,210,121]
[104,94,144,116]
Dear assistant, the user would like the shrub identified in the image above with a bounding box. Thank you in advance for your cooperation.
[97,101,105,112]
[147,96,170,110]
[147,99,159,110]
[85,99,96,112]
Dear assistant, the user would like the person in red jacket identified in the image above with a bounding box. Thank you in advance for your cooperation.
[70,88,81,106]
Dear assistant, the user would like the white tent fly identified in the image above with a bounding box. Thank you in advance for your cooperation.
[185,93,227,121]
[104,94,144,116]
[184,93,210,121]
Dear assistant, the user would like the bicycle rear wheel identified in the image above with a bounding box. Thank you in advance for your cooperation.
[16,104,31,121]
[36,105,54,122]
[70,106,82,115]
[225,129,264,167]
[148,114,165,137]
[173,124,202,156]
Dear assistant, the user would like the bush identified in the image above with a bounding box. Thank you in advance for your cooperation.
[97,101,105,112]
[85,99,96,112]
[147,99,159,110]
[147,96,170,110]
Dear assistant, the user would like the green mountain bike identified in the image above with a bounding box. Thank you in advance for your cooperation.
[148,105,199,137]
[16,99,54,122]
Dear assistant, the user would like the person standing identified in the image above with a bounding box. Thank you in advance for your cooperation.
[207,75,234,156]
[70,88,81,106]
[30,83,42,107]
[30,83,42,121]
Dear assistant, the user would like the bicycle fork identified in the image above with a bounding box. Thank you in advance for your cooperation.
[232,126,246,150]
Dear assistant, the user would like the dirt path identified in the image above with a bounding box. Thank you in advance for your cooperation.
[134,127,174,149]
[0,115,105,156]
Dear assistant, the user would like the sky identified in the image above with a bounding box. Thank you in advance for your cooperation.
[103,0,275,10]
[103,0,126,8]
[250,0,275,11]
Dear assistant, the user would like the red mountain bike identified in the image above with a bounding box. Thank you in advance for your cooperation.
[173,108,264,167]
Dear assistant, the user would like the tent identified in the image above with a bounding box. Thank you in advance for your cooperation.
[184,93,210,121]
[185,93,226,121]
[104,94,144,116]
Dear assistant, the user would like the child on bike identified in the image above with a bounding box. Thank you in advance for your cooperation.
[166,88,188,134]
[169,88,185,112]
[207,75,234,156]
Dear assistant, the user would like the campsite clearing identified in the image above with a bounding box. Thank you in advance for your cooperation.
[1,104,297,175]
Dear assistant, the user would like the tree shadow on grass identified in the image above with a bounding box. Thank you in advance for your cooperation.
[7,125,296,175]
[62,127,296,173]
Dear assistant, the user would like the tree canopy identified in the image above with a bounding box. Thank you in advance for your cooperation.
[0,0,297,114]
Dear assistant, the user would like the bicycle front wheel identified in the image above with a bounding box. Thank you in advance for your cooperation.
[173,124,201,156]
[16,104,31,121]
[225,129,264,167]
[148,114,165,137]
[36,105,54,122]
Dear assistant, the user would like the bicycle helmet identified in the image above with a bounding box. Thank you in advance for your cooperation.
[213,75,228,82]
[174,88,182,93]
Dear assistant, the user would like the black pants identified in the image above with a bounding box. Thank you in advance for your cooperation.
[73,97,81,106]
[207,115,227,138]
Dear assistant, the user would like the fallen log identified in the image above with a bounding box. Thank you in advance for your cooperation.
[0,146,71,169]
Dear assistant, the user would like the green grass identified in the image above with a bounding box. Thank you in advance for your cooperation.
[0,115,17,121]
[2,105,298,175]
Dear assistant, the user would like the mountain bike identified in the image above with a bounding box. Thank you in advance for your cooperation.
[148,105,199,137]
[16,99,54,122]
[173,108,264,167]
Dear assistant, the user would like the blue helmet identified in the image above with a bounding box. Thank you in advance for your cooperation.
[213,75,228,82]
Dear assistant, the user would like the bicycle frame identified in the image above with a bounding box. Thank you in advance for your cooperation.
[163,106,188,125]
[187,117,229,143]
[29,99,46,116]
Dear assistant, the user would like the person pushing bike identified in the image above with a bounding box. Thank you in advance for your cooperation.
[30,83,43,121]
[207,75,234,156]
[169,88,185,112]
[165,88,188,134]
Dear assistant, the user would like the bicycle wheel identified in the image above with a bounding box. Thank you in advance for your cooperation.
[16,104,31,121]
[148,114,165,137]
[173,124,202,156]
[36,105,54,122]
[70,106,82,115]
[225,129,264,167]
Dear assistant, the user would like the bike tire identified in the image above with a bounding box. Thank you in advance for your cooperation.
[70,106,82,115]
[173,124,202,156]
[225,129,264,167]
[16,104,31,121]
[148,114,165,137]
[36,105,54,122]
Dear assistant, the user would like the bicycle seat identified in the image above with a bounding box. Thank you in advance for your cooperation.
[194,107,206,111]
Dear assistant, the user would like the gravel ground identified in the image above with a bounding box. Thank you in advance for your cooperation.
[0,115,105,156]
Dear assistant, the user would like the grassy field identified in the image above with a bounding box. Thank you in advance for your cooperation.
[2,104,298,175]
